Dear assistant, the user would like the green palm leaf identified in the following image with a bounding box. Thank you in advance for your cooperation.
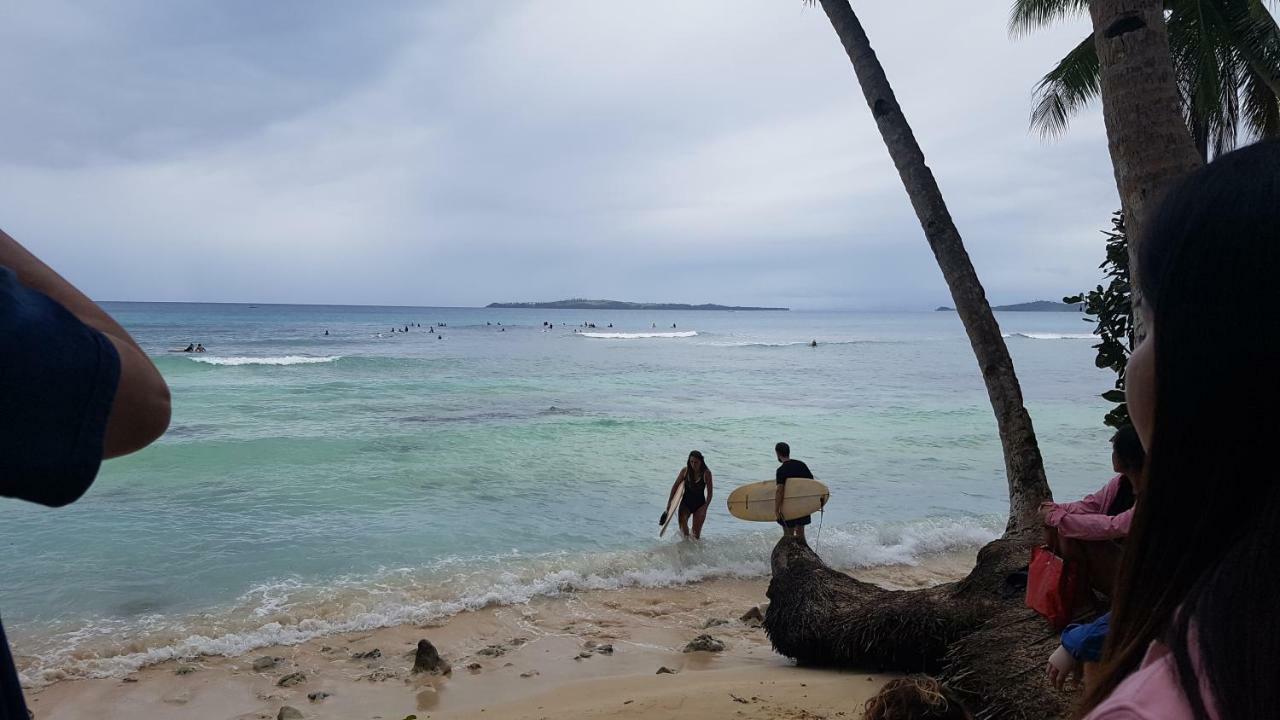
[1021,0,1280,156]
[1241,59,1280,138]
[1030,34,1100,136]
[1009,0,1089,36]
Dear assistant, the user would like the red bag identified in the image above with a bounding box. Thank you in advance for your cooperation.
[1025,545,1079,631]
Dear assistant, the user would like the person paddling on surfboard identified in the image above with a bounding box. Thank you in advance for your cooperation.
[660,450,713,540]
[774,442,814,544]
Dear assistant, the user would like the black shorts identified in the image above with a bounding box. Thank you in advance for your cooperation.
[777,515,812,528]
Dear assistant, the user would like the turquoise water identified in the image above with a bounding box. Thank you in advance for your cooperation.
[1,303,1112,684]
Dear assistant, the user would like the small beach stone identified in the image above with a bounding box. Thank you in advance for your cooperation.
[412,639,451,675]
[277,671,307,687]
[121,677,138,683]
[351,648,381,660]
[703,618,730,629]
[520,670,539,678]
[252,656,280,672]
[476,644,507,657]
[740,606,765,623]
[174,664,197,675]
[596,644,614,655]
[277,707,303,720]
[656,666,678,675]
[306,691,331,703]
[684,634,725,653]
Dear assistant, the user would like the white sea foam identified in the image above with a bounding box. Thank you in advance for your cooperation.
[15,516,999,687]
[712,340,876,348]
[188,355,342,366]
[1003,332,1097,341]
[580,331,698,339]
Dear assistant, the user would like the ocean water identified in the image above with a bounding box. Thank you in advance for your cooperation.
[1,303,1114,685]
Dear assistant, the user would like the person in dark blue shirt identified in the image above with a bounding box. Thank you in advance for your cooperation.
[774,442,815,543]
[0,229,171,719]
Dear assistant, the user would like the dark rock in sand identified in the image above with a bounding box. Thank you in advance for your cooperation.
[252,656,280,672]
[574,652,593,660]
[683,635,725,653]
[656,666,678,675]
[476,644,507,657]
[277,706,304,720]
[597,644,614,655]
[520,670,539,678]
[740,605,766,623]
[306,691,331,703]
[703,618,729,629]
[466,662,483,672]
[351,648,381,660]
[412,639,451,675]
[276,672,307,688]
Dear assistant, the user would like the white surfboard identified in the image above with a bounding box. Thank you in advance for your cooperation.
[726,478,830,522]
[659,481,686,538]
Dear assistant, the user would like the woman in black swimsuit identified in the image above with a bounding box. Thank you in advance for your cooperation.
[665,450,713,540]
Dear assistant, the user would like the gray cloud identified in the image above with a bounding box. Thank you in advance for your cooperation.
[0,1,1114,309]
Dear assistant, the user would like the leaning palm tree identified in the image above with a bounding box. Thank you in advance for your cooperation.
[801,2,1052,538]
[765,2,1206,717]
[1015,0,1280,161]
[764,2,1063,716]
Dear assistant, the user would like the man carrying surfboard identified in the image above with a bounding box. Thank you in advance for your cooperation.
[774,442,814,543]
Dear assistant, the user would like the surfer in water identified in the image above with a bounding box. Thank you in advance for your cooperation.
[662,450,713,540]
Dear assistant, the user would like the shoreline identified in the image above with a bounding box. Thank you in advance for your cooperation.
[25,553,974,720]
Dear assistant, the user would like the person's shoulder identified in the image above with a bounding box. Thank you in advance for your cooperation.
[1085,643,1199,720]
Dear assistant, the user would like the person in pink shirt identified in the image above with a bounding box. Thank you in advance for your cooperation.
[1039,425,1144,599]
[1079,140,1280,719]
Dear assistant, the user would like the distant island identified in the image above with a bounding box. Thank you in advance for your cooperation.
[487,298,789,311]
[935,300,1082,313]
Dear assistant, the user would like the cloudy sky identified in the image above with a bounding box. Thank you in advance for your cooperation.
[0,1,1116,310]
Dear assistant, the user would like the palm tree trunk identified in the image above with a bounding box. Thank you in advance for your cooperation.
[1088,0,1203,328]
[815,0,1049,536]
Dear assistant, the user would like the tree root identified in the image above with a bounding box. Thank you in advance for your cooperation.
[763,536,1076,719]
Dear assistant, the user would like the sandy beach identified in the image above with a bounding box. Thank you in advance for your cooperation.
[24,553,972,720]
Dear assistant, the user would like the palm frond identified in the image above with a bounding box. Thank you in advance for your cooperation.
[1232,1,1280,96]
[1167,0,1242,159]
[1029,33,1100,137]
[1241,59,1280,140]
[1009,0,1089,37]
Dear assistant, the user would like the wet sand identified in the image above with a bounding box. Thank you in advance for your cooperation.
[26,554,972,720]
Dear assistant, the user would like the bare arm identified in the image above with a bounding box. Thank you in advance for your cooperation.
[704,471,713,504]
[775,481,786,522]
[0,228,171,457]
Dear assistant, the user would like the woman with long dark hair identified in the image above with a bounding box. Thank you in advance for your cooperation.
[663,450,713,540]
[1081,140,1280,718]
